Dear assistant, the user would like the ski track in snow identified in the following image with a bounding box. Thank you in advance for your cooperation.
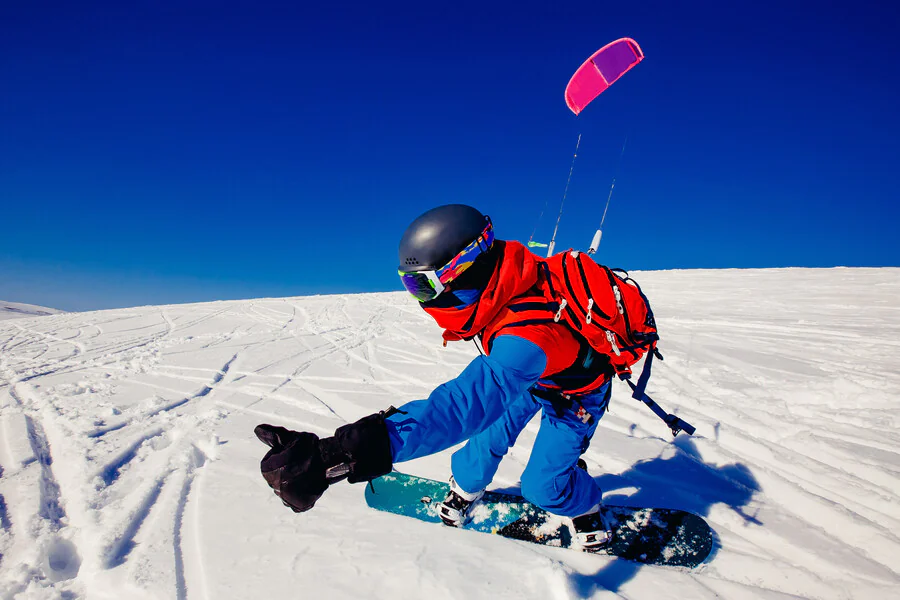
[0,268,898,599]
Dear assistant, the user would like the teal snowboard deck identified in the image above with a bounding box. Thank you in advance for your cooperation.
[365,471,714,568]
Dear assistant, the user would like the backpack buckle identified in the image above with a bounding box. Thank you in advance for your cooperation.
[554,298,568,322]
[606,330,621,356]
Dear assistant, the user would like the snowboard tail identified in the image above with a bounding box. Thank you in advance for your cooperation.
[365,471,714,568]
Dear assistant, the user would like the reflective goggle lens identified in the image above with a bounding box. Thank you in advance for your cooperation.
[398,270,443,302]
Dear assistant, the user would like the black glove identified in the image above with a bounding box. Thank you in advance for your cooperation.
[254,425,335,513]
[255,410,396,513]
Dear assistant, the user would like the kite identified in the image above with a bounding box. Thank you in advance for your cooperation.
[565,38,644,115]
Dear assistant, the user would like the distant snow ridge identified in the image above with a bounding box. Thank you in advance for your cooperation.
[0,268,898,600]
[0,301,64,321]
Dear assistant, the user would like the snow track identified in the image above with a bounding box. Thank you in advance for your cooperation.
[0,269,898,599]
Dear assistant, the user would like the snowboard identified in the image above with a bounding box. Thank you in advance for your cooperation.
[365,471,714,568]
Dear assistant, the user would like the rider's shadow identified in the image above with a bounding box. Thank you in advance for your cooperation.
[567,436,761,597]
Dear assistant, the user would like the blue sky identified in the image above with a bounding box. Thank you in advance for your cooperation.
[2,1,898,311]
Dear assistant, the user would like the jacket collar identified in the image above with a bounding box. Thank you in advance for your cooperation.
[422,240,539,342]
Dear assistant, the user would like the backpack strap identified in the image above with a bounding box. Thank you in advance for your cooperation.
[482,292,560,352]
[621,348,695,437]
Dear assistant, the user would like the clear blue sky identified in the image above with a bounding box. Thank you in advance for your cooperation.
[2,1,898,311]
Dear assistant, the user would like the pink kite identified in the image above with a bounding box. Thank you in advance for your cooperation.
[565,38,644,115]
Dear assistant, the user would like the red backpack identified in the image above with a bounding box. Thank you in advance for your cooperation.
[540,250,658,379]
[538,250,694,436]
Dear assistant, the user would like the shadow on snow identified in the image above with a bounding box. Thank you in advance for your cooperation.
[568,436,761,597]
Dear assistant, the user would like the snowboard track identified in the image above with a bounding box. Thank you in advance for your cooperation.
[0,277,898,599]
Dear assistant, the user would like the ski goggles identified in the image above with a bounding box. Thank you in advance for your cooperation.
[398,220,494,303]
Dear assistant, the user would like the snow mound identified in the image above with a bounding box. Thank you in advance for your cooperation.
[0,302,65,322]
[0,268,898,599]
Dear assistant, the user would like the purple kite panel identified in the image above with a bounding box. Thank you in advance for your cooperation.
[592,41,640,85]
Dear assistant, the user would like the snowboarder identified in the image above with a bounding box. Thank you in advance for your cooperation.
[255,204,618,551]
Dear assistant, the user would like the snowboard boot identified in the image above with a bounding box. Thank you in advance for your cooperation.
[438,477,485,527]
[571,460,611,552]
[572,505,612,552]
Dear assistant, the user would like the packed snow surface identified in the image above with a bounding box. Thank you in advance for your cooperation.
[0,303,63,322]
[0,268,898,599]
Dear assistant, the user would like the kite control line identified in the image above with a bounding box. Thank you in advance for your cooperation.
[588,136,628,255]
[527,195,551,249]
[546,134,581,258]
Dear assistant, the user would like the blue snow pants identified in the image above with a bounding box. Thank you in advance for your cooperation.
[384,334,609,517]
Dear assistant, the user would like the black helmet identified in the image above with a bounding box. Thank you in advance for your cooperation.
[398,204,495,302]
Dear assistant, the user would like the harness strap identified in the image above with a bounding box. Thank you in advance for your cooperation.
[530,386,597,425]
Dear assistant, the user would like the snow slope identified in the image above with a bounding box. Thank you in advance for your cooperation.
[0,303,64,322]
[0,268,898,599]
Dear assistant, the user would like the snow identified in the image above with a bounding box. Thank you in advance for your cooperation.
[0,267,898,599]
[0,303,64,322]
